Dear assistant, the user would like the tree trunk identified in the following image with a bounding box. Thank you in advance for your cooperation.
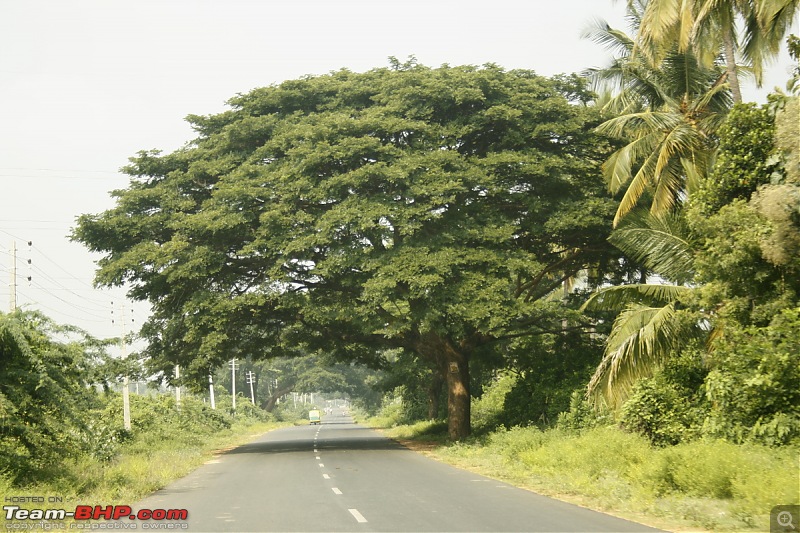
[412,332,472,439]
[445,350,471,440]
[723,28,742,104]
[264,385,294,412]
[426,370,445,420]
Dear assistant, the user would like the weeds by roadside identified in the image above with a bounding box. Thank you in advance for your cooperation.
[0,393,291,526]
[364,417,800,532]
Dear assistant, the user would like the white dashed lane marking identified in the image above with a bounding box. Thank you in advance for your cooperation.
[332,487,342,495]
[348,509,368,523]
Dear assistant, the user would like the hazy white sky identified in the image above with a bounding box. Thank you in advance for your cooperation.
[0,0,796,341]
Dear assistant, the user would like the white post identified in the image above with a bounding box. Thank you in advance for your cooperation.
[120,304,131,431]
[175,365,181,411]
[247,371,256,405]
[230,359,238,412]
[209,374,216,410]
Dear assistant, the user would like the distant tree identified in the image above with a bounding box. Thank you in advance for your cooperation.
[74,63,622,439]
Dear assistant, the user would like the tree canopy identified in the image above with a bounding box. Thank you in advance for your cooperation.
[74,62,624,438]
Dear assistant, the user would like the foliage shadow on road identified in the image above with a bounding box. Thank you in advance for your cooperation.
[225,435,405,456]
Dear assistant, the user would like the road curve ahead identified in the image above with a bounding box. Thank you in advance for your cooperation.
[134,409,662,532]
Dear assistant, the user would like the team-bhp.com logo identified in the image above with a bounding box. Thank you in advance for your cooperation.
[4,505,188,529]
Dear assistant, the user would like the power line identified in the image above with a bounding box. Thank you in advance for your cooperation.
[0,167,118,173]
[29,264,110,308]
[15,288,108,325]
[0,173,119,181]
[32,245,103,292]
[29,281,110,320]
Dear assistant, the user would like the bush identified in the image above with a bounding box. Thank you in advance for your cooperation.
[620,351,707,446]
[441,423,799,530]
[556,390,613,431]
[517,427,650,482]
[471,372,517,430]
[642,439,799,519]
[501,331,603,428]
[703,308,800,445]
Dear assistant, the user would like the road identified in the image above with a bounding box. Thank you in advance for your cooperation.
[134,409,662,532]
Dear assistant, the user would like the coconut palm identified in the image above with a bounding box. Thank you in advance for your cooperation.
[636,0,800,103]
[581,210,702,407]
[585,11,733,225]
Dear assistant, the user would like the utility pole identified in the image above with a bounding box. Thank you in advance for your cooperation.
[175,365,181,411]
[229,359,239,412]
[119,304,132,431]
[209,374,216,410]
[246,371,256,405]
[9,241,16,311]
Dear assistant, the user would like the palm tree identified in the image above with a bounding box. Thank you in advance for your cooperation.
[581,210,702,407]
[636,0,800,103]
[585,11,733,225]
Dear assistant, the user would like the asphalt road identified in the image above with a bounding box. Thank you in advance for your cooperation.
[134,409,663,532]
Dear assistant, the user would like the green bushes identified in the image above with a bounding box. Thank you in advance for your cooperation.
[641,440,799,520]
[620,351,708,446]
[1,389,281,506]
[438,424,799,530]
[471,372,517,430]
[703,308,800,446]
[0,311,104,484]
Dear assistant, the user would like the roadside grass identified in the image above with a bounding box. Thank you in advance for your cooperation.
[64,419,286,504]
[1,417,289,526]
[365,420,799,532]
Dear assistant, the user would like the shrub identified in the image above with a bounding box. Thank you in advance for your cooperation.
[703,308,800,445]
[471,372,517,430]
[556,390,613,431]
[501,331,602,428]
[642,439,799,518]
[620,351,707,446]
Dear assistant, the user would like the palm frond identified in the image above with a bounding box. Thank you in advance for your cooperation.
[581,18,636,56]
[609,209,695,282]
[582,283,691,312]
[587,302,686,408]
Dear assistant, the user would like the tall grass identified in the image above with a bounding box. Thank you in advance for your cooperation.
[397,423,799,532]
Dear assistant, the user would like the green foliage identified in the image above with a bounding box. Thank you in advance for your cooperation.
[703,308,800,446]
[587,4,732,224]
[556,390,613,431]
[641,440,800,519]
[74,62,623,438]
[470,372,517,430]
[619,351,708,446]
[0,311,106,483]
[774,97,799,182]
[370,397,413,428]
[694,103,778,213]
[501,331,603,427]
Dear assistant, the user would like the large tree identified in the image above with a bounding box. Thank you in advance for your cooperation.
[74,62,621,439]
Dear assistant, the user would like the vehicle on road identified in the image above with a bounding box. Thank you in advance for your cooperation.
[309,409,321,425]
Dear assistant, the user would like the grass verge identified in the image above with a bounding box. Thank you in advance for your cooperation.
[365,419,800,532]
[1,418,289,526]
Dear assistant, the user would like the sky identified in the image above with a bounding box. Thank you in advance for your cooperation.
[0,0,797,343]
